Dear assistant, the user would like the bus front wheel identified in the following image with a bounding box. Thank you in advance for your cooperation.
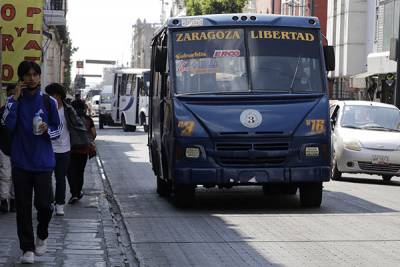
[99,116,104,129]
[122,115,136,132]
[299,182,322,208]
[173,183,195,207]
[157,176,171,197]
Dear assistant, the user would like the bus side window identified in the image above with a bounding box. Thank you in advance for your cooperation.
[121,74,128,96]
[130,75,137,96]
[139,78,146,96]
[113,75,118,95]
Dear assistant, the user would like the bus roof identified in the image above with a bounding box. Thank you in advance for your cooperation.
[166,14,320,30]
[113,68,150,75]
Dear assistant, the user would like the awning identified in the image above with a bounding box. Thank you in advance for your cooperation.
[367,51,397,74]
[350,71,376,89]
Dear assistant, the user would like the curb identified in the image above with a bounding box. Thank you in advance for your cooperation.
[96,156,140,267]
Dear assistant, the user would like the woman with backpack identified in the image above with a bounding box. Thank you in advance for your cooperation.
[67,100,96,204]
[0,84,16,213]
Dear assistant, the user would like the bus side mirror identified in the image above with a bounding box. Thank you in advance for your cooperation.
[155,46,167,73]
[323,46,335,71]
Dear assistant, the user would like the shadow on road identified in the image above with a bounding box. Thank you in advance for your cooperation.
[96,131,399,266]
[334,176,400,187]
[164,187,397,214]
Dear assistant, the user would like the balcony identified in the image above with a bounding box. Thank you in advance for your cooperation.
[44,0,67,26]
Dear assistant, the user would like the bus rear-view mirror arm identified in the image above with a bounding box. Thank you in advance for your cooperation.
[323,45,335,72]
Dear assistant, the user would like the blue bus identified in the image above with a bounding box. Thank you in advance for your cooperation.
[148,14,335,207]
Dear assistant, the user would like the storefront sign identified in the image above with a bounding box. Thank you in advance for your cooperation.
[0,0,44,83]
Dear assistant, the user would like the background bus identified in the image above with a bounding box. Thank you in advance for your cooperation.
[111,68,150,132]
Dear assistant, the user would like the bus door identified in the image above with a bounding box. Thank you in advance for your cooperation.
[122,74,135,126]
[112,74,122,123]
[138,76,149,126]
[135,76,142,125]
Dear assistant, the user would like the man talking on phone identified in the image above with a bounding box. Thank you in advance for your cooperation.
[1,61,61,264]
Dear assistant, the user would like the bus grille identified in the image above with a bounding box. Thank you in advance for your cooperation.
[215,142,289,166]
[358,161,400,173]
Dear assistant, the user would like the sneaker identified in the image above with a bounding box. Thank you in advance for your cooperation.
[55,204,64,216]
[20,251,34,264]
[9,199,16,212]
[68,196,78,205]
[35,237,47,256]
[0,199,8,212]
[78,191,84,200]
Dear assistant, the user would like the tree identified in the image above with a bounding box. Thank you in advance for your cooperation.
[185,0,248,16]
[63,29,78,94]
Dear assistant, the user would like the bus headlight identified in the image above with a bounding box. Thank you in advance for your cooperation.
[185,147,201,159]
[305,146,320,157]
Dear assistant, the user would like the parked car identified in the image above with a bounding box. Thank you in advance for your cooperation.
[89,95,101,117]
[330,101,400,181]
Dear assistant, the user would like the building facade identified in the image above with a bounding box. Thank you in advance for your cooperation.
[328,0,399,103]
[131,19,161,69]
[246,0,328,37]
[42,0,68,87]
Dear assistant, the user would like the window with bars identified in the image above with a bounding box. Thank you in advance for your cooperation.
[382,0,400,51]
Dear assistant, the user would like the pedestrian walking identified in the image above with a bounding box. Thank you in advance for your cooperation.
[0,84,16,213]
[1,61,61,264]
[45,83,71,216]
[67,100,97,204]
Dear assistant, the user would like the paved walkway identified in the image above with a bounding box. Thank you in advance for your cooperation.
[0,159,126,267]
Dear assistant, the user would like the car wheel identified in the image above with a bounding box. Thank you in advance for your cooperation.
[382,175,393,181]
[299,182,323,208]
[332,163,342,180]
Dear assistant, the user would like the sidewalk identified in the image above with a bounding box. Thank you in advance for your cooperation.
[0,159,126,267]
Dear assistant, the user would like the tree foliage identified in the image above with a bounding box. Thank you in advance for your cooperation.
[63,29,78,93]
[185,0,247,16]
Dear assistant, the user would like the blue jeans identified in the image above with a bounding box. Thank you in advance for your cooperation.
[54,152,70,205]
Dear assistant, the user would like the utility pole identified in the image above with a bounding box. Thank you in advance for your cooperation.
[310,0,314,16]
[396,13,400,108]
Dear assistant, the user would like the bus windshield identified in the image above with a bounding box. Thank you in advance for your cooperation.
[173,27,324,95]
[174,29,248,94]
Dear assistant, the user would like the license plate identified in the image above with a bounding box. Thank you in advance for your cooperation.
[372,155,389,165]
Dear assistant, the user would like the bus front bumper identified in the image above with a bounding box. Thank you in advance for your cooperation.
[174,166,331,185]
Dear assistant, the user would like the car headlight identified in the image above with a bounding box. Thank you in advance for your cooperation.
[344,140,362,151]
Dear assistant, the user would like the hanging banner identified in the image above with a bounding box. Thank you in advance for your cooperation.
[0,0,44,83]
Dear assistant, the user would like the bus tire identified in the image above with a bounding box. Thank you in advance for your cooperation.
[99,116,104,129]
[382,175,392,181]
[122,115,128,132]
[157,176,171,197]
[299,182,323,208]
[173,184,195,207]
[281,184,297,195]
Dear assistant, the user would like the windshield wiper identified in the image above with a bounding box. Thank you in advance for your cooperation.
[177,91,248,96]
[342,125,363,129]
[363,126,400,132]
[289,56,302,92]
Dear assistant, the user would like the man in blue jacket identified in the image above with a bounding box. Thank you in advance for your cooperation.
[1,61,61,264]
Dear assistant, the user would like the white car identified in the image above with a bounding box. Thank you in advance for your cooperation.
[331,101,400,181]
[90,95,100,117]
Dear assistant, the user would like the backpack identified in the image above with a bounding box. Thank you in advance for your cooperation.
[0,95,51,156]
